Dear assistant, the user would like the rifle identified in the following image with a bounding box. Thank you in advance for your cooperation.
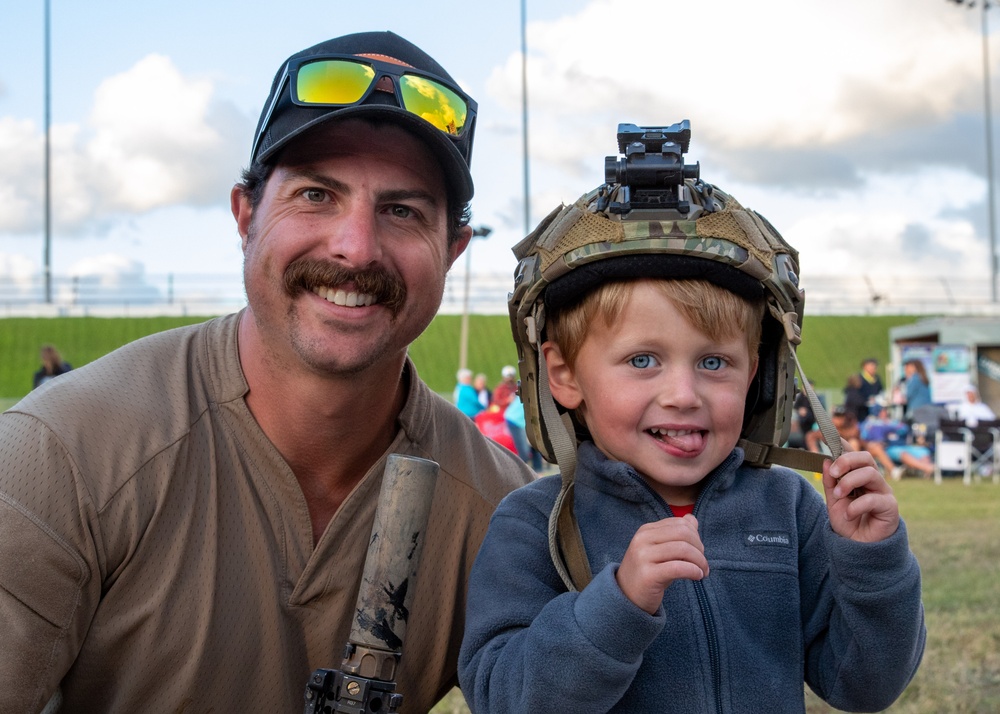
[303,454,439,714]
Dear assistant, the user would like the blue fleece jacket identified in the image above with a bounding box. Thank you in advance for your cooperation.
[459,442,925,713]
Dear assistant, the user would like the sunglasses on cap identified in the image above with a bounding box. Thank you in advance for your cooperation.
[251,54,477,163]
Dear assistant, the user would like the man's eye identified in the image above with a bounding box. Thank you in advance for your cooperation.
[629,354,655,369]
[390,205,414,218]
[701,356,725,371]
[303,189,326,202]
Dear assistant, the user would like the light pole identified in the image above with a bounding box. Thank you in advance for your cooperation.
[459,225,493,371]
[949,0,998,302]
[44,0,52,303]
[521,0,532,235]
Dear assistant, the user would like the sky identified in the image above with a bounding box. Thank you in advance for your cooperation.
[1,0,998,306]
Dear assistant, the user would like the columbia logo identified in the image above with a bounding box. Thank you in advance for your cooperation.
[744,531,791,547]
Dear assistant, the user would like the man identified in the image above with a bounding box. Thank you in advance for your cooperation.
[0,32,533,713]
[954,383,997,427]
[857,357,884,419]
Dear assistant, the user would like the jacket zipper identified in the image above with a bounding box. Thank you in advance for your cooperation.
[627,467,725,713]
[694,579,723,714]
[691,475,724,714]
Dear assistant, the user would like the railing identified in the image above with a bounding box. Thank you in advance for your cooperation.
[1,272,999,317]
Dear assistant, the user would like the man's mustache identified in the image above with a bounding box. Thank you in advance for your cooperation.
[283,258,407,316]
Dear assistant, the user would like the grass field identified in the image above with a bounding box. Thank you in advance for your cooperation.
[431,475,1000,714]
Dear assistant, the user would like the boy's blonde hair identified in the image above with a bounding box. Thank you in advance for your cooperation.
[547,278,766,369]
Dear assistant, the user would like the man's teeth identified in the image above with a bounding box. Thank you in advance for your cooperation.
[649,428,698,437]
[312,286,375,307]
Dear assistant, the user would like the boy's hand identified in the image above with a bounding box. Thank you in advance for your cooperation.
[615,514,709,615]
[823,439,900,543]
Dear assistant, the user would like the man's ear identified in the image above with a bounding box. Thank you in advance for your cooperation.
[231,185,252,250]
[446,225,474,268]
[541,341,583,410]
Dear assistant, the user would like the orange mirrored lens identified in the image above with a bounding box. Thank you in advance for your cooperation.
[296,60,375,104]
[399,75,468,135]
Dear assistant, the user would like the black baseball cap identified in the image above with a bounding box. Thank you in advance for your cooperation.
[250,31,477,203]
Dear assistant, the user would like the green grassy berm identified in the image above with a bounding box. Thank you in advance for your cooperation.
[0,313,921,404]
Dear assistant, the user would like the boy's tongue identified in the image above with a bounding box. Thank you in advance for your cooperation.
[654,430,705,453]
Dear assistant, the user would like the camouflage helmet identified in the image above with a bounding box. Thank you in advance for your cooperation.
[507,122,835,590]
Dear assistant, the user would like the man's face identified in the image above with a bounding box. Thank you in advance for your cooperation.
[863,360,878,377]
[234,119,470,377]
[544,281,757,505]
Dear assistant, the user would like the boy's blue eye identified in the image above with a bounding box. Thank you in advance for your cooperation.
[629,354,656,369]
[701,356,725,371]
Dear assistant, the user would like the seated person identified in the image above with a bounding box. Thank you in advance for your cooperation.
[952,383,997,427]
[831,407,934,480]
[792,381,826,454]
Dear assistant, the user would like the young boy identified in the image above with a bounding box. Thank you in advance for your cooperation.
[459,123,925,713]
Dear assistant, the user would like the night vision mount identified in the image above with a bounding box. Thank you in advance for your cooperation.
[599,120,702,217]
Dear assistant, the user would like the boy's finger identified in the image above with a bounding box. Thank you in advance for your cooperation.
[828,450,878,479]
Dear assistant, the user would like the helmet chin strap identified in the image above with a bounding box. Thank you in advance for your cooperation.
[536,340,593,592]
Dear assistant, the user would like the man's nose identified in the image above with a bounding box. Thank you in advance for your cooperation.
[326,207,383,267]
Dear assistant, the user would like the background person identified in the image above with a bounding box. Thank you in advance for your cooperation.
[843,372,869,424]
[953,383,997,427]
[902,358,931,422]
[503,392,544,472]
[831,407,934,480]
[793,379,825,453]
[0,31,533,714]
[856,357,884,419]
[454,368,485,419]
[473,372,492,409]
[32,344,72,389]
[491,364,518,409]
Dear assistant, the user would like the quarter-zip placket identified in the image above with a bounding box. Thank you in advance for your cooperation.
[626,463,726,713]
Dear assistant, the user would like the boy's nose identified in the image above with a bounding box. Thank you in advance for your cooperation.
[658,371,702,410]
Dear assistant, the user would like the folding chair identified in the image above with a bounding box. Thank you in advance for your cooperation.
[910,404,949,441]
[963,419,1000,486]
[934,418,972,485]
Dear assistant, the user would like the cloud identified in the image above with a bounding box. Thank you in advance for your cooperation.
[472,0,997,283]
[487,0,988,190]
[0,54,249,235]
[56,253,162,305]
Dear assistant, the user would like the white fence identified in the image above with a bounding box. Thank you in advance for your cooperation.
[2,271,1000,317]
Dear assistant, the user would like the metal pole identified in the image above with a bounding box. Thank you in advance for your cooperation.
[981,1,998,302]
[521,0,531,235]
[44,0,52,304]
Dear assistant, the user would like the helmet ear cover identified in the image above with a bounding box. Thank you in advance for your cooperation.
[746,317,781,427]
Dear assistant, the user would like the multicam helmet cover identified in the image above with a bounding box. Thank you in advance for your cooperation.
[507,122,837,590]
